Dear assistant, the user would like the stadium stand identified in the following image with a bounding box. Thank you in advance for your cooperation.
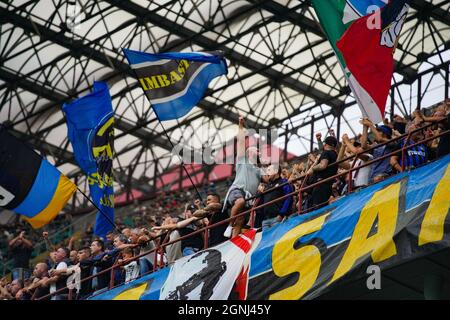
[1,99,448,300]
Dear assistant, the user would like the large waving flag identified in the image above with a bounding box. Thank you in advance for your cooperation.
[312,0,399,123]
[62,82,115,239]
[0,125,76,228]
[123,49,228,121]
[337,0,410,122]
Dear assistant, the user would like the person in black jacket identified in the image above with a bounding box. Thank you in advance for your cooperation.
[76,247,92,299]
[307,136,338,209]
[257,164,294,229]
[81,240,112,295]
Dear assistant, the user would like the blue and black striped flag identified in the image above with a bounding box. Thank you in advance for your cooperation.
[123,49,228,121]
[0,126,77,228]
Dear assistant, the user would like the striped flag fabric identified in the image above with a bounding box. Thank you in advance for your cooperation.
[312,0,405,123]
[0,125,77,228]
[337,0,410,122]
[123,48,228,121]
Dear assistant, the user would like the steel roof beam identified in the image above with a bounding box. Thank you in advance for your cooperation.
[248,0,417,81]
[0,7,261,131]
[103,0,343,108]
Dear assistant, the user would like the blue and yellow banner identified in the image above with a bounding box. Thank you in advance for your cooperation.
[90,154,450,300]
[62,82,115,238]
[123,48,228,121]
[0,125,76,228]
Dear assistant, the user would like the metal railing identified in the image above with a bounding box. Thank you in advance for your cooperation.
[37,120,449,300]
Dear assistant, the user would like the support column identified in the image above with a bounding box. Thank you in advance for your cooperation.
[284,125,288,162]
[445,64,449,100]
[390,89,395,122]
[417,77,422,110]
[336,112,341,141]
[153,159,158,194]
[310,116,315,153]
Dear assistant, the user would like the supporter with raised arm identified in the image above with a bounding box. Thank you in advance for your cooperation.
[223,116,262,238]
[158,217,183,264]
[306,136,338,209]
[9,230,33,281]
[416,101,450,158]
[101,234,138,286]
[390,123,428,173]
[153,204,205,257]
[340,131,373,190]
[193,193,227,247]
[360,118,395,183]
[129,228,156,276]
[316,132,324,151]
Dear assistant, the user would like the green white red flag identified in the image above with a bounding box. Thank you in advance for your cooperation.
[312,0,409,123]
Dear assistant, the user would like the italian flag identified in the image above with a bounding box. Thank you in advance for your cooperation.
[312,0,409,124]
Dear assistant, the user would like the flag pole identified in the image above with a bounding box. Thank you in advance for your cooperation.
[153,113,205,204]
[122,52,206,204]
[76,187,120,234]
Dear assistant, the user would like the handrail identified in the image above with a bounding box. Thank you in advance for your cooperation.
[246,118,448,202]
[36,126,449,300]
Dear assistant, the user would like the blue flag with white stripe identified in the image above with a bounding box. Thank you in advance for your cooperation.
[123,49,228,121]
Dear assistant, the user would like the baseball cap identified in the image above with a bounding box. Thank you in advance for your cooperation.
[376,125,392,138]
[324,136,338,148]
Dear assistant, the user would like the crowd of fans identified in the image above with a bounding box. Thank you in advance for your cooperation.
[0,99,449,300]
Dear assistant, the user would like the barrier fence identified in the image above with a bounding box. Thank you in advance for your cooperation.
[37,119,449,300]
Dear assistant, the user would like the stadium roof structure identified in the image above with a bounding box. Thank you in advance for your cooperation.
[0,0,449,212]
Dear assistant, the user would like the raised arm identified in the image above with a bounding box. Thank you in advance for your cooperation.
[316,132,323,152]
[307,155,329,176]
[152,216,199,231]
[337,140,350,170]
[8,233,22,248]
[21,236,33,249]
[342,134,370,162]
[42,232,55,252]
[236,116,246,158]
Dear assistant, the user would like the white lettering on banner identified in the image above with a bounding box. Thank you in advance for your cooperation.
[0,185,15,206]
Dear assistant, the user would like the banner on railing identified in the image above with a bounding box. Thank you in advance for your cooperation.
[90,155,450,300]
[90,229,260,300]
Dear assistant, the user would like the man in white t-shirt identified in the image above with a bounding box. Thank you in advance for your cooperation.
[222,116,262,238]
[44,247,69,300]
[341,134,373,189]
